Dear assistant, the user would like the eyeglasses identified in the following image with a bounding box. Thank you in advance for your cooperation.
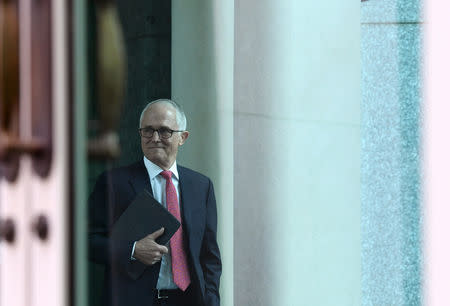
[138,126,184,139]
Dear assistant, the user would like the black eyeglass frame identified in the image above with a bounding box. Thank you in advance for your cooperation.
[138,127,185,139]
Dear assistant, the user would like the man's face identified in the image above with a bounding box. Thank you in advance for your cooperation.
[140,103,188,170]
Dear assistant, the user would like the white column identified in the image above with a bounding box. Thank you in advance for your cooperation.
[423,1,450,305]
[234,0,360,305]
[172,1,233,306]
[30,1,70,305]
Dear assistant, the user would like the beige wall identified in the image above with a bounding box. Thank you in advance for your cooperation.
[233,1,360,305]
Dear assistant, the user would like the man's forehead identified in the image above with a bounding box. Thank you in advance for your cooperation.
[141,104,177,127]
[143,104,176,118]
[147,101,175,112]
[141,124,172,129]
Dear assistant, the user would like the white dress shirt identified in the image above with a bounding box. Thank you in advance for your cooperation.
[131,156,181,289]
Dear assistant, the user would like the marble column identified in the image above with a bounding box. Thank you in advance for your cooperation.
[234,1,360,305]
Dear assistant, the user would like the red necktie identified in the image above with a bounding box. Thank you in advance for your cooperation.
[160,170,191,291]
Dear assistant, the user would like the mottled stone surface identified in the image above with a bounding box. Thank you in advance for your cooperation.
[361,0,423,24]
[361,1,423,304]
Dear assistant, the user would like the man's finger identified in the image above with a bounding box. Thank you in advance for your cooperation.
[158,245,169,254]
[153,246,168,255]
[148,227,165,240]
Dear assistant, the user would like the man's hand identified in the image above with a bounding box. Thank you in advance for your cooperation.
[133,228,169,265]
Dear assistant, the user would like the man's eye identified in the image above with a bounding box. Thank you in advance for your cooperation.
[144,127,155,133]
[159,128,172,135]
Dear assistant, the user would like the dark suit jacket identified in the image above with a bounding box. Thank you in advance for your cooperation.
[88,160,222,306]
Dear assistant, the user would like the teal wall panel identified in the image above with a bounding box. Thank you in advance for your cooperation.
[361,0,423,304]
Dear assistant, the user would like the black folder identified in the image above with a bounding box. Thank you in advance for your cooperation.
[110,189,180,245]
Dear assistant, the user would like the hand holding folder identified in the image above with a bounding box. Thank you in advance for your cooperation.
[111,190,180,245]
[110,189,180,261]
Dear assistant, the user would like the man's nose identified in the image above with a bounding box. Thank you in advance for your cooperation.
[150,130,161,141]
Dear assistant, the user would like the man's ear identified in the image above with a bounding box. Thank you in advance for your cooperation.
[179,131,189,146]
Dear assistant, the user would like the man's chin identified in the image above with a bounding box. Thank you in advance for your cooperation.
[145,154,168,167]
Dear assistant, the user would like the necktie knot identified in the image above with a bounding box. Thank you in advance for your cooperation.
[160,170,172,180]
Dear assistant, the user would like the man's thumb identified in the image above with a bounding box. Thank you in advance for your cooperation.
[149,227,165,239]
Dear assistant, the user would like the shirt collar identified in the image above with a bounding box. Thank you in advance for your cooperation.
[143,156,179,180]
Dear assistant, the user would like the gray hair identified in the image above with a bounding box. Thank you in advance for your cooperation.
[139,99,187,130]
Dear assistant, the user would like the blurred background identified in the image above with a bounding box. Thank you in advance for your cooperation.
[1,0,449,305]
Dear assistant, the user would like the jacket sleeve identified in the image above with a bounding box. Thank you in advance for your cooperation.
[200,179,222,306]
[88,172,111,265]
[88,171,148,279]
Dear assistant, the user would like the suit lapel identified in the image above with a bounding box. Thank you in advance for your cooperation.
[129,161,153,197]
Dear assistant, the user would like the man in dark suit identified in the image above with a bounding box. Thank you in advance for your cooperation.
[89,99,222,306]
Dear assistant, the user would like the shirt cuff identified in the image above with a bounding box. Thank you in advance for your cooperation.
[131,241,137,261]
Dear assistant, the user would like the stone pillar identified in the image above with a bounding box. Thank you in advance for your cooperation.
[361,1,423,304]
[172,1,234,305]
[234,1,360,305]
